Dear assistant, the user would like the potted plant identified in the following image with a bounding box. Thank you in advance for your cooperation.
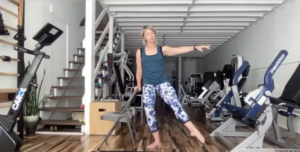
[23,61,48,136]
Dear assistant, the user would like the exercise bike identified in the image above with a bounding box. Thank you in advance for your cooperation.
[0,23,63,152]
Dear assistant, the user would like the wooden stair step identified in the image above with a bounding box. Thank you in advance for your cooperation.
[73,54,84,57]
[58,77,84,80]
[39,107,84,112]
[63,68,82,71]
[51,86,84,89]
[39,120,84,125]
[48,96,82,99]
[0,88,18,93]
[69,61,84,64]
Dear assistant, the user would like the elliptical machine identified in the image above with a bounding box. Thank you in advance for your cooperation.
[0,23,63,152]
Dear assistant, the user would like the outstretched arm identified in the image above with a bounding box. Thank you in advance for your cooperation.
[135,49,143,87]
[162,45,210,56]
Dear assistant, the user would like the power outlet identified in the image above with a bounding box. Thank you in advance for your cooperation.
[275,83,279,89]
[50,4,52,13]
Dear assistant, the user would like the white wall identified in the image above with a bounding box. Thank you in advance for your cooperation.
[201,0,300,133]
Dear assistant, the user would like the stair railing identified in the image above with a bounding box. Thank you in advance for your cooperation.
[94,25,118,77]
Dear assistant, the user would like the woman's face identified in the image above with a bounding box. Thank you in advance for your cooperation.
[144,29,156,44]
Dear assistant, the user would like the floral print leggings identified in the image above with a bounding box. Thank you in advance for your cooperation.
[143,82,190,132]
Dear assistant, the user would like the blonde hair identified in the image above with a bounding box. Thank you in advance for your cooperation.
[140,25,157,46]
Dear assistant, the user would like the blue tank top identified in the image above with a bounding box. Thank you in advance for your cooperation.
[140,46,169,86]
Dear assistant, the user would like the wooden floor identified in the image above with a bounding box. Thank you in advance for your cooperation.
[21,100,300,152]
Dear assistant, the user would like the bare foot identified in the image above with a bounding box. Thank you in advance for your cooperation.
[190,128,205,144]
[147,141,161,150]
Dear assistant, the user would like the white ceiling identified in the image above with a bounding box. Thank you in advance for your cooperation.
[99,0,285,57]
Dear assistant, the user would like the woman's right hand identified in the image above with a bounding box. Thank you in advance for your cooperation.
[134,86,141,92]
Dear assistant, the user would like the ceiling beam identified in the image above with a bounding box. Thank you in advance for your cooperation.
[184,22,250,26]
[125,43,222,46]
[124,32,237,37]
[107,5,274,12]
[103,0,193,5]
[182,26,246,30]
[193,0,284,5]
[124,45,219,49]
[189,12,265,17]
[119,22,184,26]
[124,29,239,32]
[189,5,274,12]
[180,0,195,33]
[122,26,246,30]
[116,18,184,22]
[121,27,181,30]
[113,12,188,18]
[126,36,232,39]
[103,0,283,5]
[124,30,181,34]
[186,17,257,22]
[113,12,267,18]
[115,17,259,22]
[118,22,250,27]
[126,38,229,42]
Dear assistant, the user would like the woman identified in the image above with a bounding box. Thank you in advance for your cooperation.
[135,25,211,149]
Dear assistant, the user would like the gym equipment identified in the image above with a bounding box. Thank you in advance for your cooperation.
[94,90,138,152]
[101,32,121,99]
[231,54,243,82]
[206,64,250,122]
[179,83,193,106]
[181,72,222,107]
[189,73,203,96]
[210,54,242,102]
[210,50,288,152]
[99,51,135,101]
[263,63,300,149]
[114,51,135,98]
[171,70,176,88]
[103,73,117,85]
[180,80,220,107]
[210,64,234,101]
[203,55,244,123]
[0,23,63,152]
[0,9,9,35]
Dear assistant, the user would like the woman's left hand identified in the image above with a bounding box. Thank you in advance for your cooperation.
[195,45,211,51]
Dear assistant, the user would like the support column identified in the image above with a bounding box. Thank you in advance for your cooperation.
[120,32,125,84]
[107,15,114,98]
[178,57,182,97]
[84,0,96,134]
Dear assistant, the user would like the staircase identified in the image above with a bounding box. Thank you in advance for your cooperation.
[36,29,120,134]
[34,5,123,134]
[36,47,87,134]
